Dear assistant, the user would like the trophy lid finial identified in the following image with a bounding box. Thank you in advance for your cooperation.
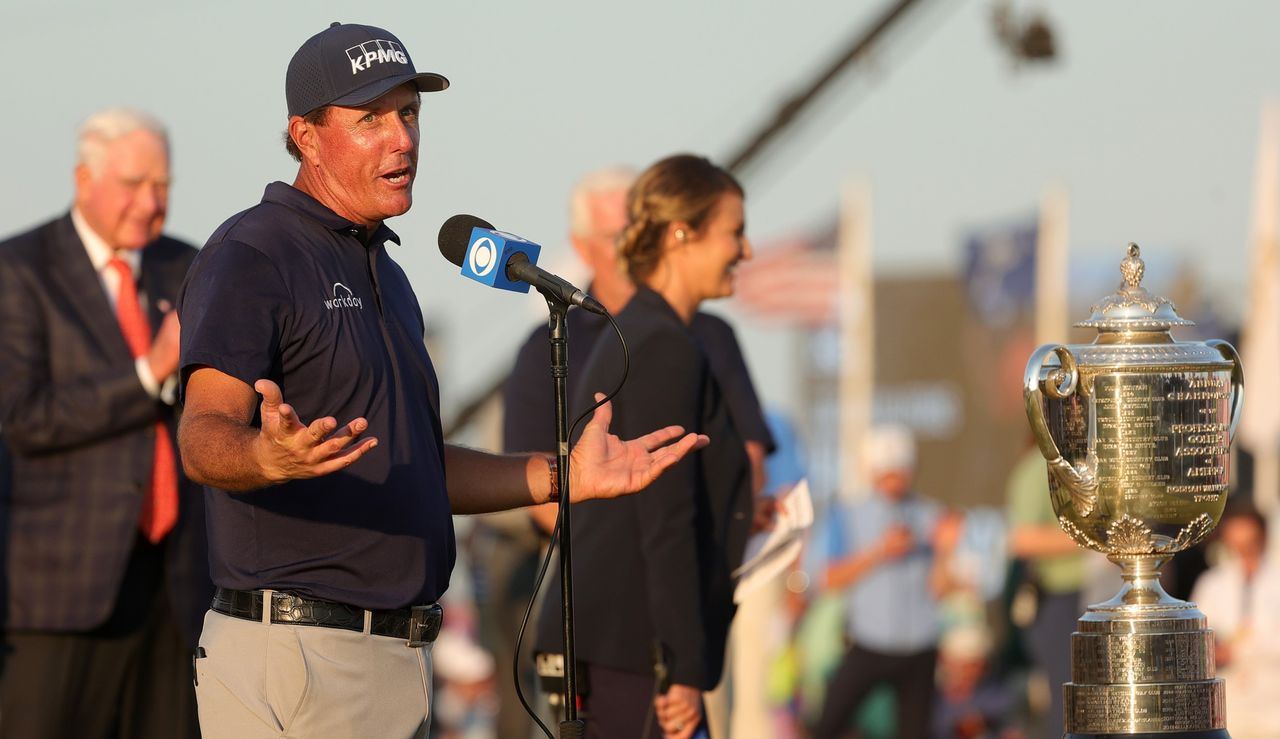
[1120,243,1144,288]
[1075,243,1194,332]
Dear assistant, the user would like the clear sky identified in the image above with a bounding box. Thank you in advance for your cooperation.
[3,1,1278,419]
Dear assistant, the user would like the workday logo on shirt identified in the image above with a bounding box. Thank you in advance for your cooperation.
[345,39,409,75]
[325,283,363,311]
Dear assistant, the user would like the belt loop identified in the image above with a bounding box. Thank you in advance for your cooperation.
[362,608,372,635]
[261,589,274,626]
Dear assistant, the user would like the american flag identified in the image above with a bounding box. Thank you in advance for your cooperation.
[732,222,840,328]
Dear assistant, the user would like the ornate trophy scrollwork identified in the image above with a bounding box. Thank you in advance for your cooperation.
[1025,344,1098,516]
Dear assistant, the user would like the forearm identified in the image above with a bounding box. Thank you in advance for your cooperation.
[929,550,958,598]
[529,501,559,535]
[178,411,275,491]
[445,444,554,515]
[746,439,767,498]
[823,548,884,590]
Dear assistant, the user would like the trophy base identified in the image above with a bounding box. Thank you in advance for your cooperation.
[1064,558,1227,737]
[1065,731,1229,739]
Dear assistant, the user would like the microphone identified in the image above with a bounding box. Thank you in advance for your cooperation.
[437,214,606,315]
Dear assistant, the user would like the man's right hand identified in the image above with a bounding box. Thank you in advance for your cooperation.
[876,524,914,561]
[179,369,379,491]
[252,379,378,484]
[146,310,181,381]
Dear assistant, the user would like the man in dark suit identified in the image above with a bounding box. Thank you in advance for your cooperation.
[0,107,212,738]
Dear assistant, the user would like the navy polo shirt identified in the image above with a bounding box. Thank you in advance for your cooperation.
[178,182,454,610]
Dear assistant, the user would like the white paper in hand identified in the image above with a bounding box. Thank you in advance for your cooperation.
[731,479,814,604]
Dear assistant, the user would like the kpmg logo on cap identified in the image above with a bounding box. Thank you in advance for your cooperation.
[346,39,409,75]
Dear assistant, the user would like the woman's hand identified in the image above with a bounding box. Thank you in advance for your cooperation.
[654,683,702,739]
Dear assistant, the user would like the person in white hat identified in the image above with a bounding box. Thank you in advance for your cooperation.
[812,425,962,738]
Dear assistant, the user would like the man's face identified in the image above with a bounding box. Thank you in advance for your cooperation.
[1221,516,1265,564]
[302,84,421,227]
[74,129,169,251]
[572,189,629,274]
[874,469,913,500]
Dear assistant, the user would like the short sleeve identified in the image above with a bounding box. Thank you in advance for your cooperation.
[762,412,807,494]
[177,240,291,396]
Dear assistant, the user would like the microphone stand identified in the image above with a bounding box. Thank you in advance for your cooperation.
[540,292,585,738]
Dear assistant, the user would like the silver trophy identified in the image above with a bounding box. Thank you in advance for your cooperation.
[1023,244,1242,738]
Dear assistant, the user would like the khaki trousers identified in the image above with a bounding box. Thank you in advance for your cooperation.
[194,605,434,739]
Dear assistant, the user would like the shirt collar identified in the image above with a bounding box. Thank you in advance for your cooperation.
[71,208,141,275]
[262,181,401,246]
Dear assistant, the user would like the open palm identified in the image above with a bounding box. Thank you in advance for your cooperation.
[568,393,709,501]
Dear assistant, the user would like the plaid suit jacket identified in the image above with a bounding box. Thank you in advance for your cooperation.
[0,215,212,646]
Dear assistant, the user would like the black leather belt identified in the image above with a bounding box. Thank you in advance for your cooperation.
[211,587,442,647]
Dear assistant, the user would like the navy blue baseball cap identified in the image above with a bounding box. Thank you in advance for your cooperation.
[286,22,449,118]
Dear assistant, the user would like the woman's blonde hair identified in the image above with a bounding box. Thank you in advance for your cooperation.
[618,154,742,282]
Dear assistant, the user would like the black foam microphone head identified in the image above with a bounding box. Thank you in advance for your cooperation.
[437,214,495,266]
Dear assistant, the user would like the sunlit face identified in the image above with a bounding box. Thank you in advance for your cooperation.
[678,191,751,301]
[74,129,169,251]
[301,84,421,227]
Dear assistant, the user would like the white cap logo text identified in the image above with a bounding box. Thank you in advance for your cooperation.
[346,40,409,75]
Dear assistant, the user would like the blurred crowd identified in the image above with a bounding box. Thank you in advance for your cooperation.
[441,422,1280,739]
[427,169,1280,738]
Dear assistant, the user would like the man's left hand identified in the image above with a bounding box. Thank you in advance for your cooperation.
[568,392,709,501]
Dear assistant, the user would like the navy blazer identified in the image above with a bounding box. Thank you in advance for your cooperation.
[539,287,752,690]
[0,215,212,647]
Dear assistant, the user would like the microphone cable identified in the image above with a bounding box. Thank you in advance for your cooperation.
[513,308,630,739]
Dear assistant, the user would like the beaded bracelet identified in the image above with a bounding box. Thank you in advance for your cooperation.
[546,455,560,503]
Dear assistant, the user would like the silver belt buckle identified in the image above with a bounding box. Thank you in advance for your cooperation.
[406,604,435,648]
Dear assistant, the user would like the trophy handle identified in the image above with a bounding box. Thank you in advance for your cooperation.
[1205,339,1244,442]
[1024,344,1099,514]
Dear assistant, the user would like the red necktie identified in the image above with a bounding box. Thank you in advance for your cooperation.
[107,257,179,543]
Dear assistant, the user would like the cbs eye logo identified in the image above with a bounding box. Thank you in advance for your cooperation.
[469,237,498,277]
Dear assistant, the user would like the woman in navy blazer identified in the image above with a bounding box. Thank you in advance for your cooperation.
[564,154,756,739]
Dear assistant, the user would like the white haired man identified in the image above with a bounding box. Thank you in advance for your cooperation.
[0,107,211,738]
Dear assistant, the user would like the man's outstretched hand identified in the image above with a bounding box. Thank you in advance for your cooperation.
[253,379,378,484]
[568,393,709,501]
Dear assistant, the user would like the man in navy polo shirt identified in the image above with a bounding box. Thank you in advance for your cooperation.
[176,22,707,739]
